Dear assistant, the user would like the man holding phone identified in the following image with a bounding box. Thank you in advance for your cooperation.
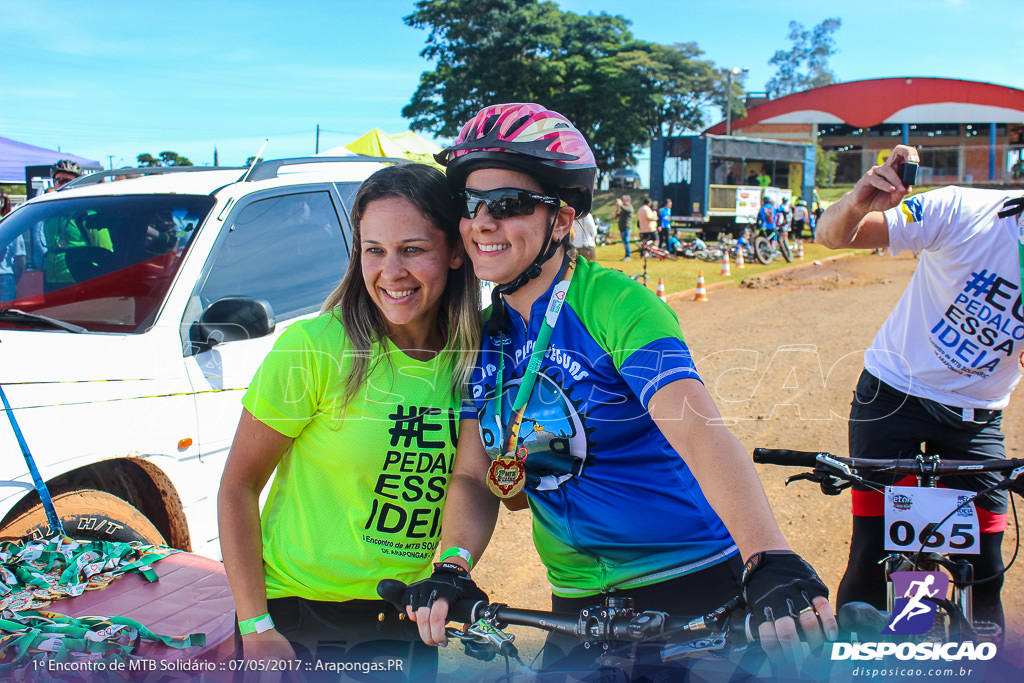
[816,144,1023,635]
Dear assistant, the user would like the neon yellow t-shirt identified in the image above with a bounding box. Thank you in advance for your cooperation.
[43,215,113,286]
[242,313,460,601]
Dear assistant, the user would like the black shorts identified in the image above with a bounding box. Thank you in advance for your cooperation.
[235,597,437,683]
[849,369,1007,513]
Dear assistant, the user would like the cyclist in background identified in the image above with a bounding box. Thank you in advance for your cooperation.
[757,195,774,233]
[41,160,117,292]
[792,199,809,239]
[402,102,836,664]
[50,159,80,191]
[815,143,1022,631]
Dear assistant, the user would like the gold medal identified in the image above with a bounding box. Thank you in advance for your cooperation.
[486,456,526,498]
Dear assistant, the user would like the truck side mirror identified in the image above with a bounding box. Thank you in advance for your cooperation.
[191,296,275,351]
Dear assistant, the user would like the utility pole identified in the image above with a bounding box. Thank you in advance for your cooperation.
[316,124,320,154]
[108,154,115,170]
[725,67,748,136]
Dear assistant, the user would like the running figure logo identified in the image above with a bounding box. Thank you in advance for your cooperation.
[883,571,949,634]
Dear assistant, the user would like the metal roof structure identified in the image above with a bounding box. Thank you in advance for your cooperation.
[706,77,1024,134]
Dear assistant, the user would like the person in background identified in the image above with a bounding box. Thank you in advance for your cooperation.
[402,102,836,668]
[637,197,658,246]
[615,194,633,261]
[757,195,774,233]
[1,173,23,299]
[218,163,480,681]
[570,212,597,262]
[41,161,115,291]
[50,159,80,191]
[815,143,1021,634]
[776,196,792,246]
[811,202,825,237]
[0,227,26,302]
[792,199,809,239]
[658,198,673,249]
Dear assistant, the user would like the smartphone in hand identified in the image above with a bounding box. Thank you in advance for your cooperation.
[896,161,918,187]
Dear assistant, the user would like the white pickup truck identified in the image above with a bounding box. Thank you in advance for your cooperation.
[0,158,392,558]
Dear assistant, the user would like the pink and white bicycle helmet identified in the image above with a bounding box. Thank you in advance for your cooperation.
[436,102,597,218]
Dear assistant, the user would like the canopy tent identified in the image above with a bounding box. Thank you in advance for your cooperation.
[321,129,443,168]
[0,136,102,183]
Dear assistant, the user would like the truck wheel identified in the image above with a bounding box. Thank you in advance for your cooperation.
[0,489,166,546]
[753,236,773,265]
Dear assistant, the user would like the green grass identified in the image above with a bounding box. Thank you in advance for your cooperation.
[591,238,859,296]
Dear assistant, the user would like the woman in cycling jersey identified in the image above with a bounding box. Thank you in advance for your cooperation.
[402,103,837,663]
[218,163,479,680]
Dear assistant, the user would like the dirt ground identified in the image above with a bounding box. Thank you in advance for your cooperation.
[452,250,1024,671]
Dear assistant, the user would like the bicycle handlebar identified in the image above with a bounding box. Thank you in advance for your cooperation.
[376,579,744,642]
[753,448,1024,477]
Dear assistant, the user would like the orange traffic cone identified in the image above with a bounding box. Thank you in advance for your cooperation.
[656,277,667,303]
[796,240,805,260]
[735,248,745,269]
[720,251,731,277]
[693,272,708,302]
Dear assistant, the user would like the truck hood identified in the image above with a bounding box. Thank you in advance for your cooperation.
[0,327,188,409]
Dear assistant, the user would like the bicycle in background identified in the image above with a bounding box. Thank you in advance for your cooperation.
[752,218,792,265]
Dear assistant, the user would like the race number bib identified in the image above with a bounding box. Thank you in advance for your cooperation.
[884,486,980,555]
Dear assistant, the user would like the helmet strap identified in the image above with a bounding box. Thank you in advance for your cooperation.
[486,207,565,336]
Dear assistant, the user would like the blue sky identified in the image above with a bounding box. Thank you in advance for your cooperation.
[3,0,1022,169]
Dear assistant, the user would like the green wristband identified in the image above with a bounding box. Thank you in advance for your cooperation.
[439,546,474,570]
[238,613,275,635]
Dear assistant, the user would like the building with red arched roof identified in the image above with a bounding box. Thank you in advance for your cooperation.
[705,78,1024,185]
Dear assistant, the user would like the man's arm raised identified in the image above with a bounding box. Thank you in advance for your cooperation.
[815,145,920,250]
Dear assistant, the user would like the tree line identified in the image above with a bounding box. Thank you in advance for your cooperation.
[403,0,840,180]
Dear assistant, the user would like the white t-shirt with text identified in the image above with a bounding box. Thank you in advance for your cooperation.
[868,186,1023,409]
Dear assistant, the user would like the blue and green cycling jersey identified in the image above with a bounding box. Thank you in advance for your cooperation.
[468,257,737,597]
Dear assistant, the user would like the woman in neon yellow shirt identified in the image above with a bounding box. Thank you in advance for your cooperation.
[218,163,479,680]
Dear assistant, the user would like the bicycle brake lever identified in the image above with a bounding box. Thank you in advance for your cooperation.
[447,619,521,662]
[786,471,860,497]
[819,477,853,496]
[1007,466,1024,492]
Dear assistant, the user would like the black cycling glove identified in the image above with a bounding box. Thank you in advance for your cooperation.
[742,550,829,628]
[402,561,488,616]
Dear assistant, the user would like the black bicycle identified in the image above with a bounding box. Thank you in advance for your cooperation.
[753,447,1024,642]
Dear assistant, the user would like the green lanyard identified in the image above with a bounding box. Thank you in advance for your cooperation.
[493,256,576,458]
[0,536,204,671]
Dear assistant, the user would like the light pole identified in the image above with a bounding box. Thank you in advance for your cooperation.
[725,67,748,136]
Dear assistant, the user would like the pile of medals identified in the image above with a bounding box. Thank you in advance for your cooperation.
[0,535,205,679]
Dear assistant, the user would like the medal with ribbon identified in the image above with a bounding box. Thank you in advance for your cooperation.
[487,256,576,498]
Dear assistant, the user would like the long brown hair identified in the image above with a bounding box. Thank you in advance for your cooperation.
[322,163,480,407]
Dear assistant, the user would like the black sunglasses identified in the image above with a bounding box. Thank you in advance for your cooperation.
[459,188,559,220]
